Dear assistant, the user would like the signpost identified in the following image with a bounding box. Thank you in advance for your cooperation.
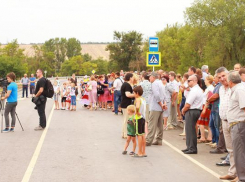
[147,37,160,71]
[149,37,159,52]
[44,70,47,78]
[146,52,161,68]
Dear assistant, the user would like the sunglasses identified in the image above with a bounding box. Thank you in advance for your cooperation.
[187,80,193,83]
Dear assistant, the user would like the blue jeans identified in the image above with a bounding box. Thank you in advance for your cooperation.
[209,111,221,144]
[71,96,76,106]
[179,96,186,120]
[114,90,121,114]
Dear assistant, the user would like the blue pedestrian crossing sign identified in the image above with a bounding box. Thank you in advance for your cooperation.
[149,37,159,52]
[146,52,161,67]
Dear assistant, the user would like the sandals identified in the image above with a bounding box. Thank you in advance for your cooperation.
[129,151,135,155]
[132,154,144,158]
[197,139,206,143]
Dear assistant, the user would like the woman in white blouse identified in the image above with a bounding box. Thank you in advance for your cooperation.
[197,75,214,142]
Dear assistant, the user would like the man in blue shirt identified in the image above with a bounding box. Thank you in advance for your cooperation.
[29,74,36,97]
[1,72,18,132]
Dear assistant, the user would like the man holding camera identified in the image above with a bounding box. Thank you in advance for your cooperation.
[1,72,18,132]
[33,69,47,131]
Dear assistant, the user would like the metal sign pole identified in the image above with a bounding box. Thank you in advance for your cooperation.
[153,66,155,71]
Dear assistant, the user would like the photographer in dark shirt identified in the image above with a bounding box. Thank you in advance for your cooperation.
[33,69,47,131]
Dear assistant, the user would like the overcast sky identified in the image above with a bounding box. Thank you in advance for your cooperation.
[0,0,194,44]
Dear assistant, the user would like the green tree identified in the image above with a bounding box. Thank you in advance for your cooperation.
[91,57,109,74]
[106,31,143,71]
[66,38,82,59]
[42,38,67,73]
[185,0,245,70]
[83,53,92,62]
[80,62,97,75]
[61,55,84,76]
[1,39,24,58]
[0,40,27,78]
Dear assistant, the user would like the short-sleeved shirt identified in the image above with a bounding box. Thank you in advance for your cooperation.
[202,85,214,104]
[56,80,60,87]
[21,77,29,85]
[219,86,231,121]
[113,77,124,91]
[211,83,222,112]
[7,82,18,103]
[127,116,136,136]
[164,83,174,102]
[186,84,203,110]
[70,87,76,96]
[29,77,36,86]
[227,83,245,123]
[202,72,208,80]
[169,79,179,93]
[149,79,166,111]
[140,80,152,104]
[121,82,133,108]
[35,77,46,96]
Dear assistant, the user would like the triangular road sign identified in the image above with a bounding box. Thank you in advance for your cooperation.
[149,55,158,63]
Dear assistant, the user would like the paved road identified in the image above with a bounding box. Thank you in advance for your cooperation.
[0,97,230,182]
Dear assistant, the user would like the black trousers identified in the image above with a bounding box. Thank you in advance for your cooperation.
[37,98,47,128]
[185,109,201,152]
[22,85,28,97]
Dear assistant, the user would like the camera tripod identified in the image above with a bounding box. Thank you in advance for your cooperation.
[0,91,24,133]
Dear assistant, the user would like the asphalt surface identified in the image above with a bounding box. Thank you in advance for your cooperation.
[0,96,230,182]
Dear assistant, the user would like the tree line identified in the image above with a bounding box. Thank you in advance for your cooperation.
[107,0,245,74]
[1,0,245,78]
[0,38,109,78]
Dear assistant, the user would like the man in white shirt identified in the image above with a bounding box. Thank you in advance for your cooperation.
[167,71,179,129]
[181,75,203,154]
[216,67,237,181]
[21,74,29,98]
[227,70,245,182]
[112,72,124,115]
[239,68,245,86]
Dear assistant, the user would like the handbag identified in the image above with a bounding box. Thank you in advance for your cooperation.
[97,85,104,94]
[87,85,92,92]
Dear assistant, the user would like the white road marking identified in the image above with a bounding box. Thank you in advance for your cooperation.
[162,139,228,182]
[18,98,25,101]
[21,104,55,182]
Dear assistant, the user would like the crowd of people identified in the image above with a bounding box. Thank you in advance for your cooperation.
[2,63,245,181]
[53,64,244,181]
